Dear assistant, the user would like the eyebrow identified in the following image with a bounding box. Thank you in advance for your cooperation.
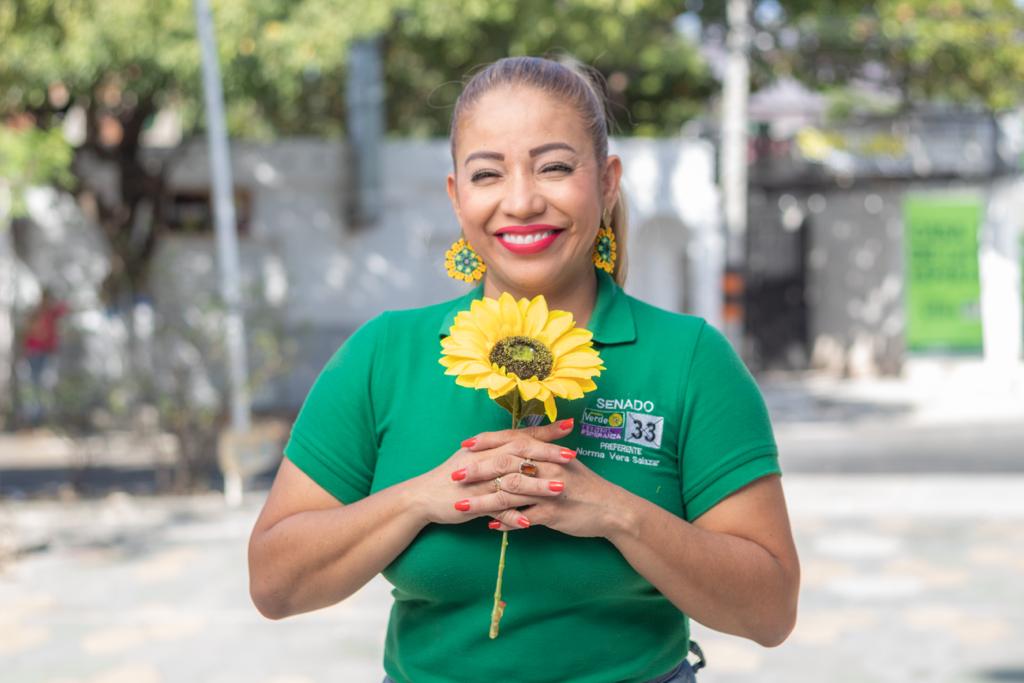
[463,142,578,166]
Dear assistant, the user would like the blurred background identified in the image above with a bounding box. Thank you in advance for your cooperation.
[1,1,1023,681]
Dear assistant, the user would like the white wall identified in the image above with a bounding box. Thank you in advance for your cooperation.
[151,138,721,405]
[22,137,720,408]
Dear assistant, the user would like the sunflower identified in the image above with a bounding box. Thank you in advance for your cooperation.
[440,292,604,422]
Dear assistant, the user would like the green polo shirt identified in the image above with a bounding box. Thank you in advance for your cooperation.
[284,269,780,683]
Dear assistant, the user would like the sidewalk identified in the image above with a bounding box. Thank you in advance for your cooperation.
[761,358,1024,473]
[3,475,1023,683]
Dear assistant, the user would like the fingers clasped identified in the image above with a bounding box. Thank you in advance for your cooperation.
[449,418,577,527]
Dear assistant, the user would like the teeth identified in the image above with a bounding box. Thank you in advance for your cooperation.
[501,230,554,245]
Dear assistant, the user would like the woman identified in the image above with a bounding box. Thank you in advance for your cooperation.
[248,56,800,683]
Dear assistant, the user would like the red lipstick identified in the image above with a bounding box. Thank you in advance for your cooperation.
[494,224,564,255]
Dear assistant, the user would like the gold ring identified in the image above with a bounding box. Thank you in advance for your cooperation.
[493,476,503,492]
[519,459,539,477]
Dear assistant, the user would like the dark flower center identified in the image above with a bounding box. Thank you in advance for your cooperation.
[489,336,553,380]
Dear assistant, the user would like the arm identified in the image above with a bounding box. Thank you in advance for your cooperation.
[248,422,574,620]
[247,457,428,620]
[603,474,799,647]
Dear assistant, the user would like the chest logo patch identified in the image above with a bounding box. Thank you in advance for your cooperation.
[624,412,664,449]
[581,405,664,450]
[580,408,625,440]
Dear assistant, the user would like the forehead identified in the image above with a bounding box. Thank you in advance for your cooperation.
[455,85,593,159]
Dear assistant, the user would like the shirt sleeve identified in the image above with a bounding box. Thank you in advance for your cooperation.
[678,321,780,521]
[283,313,388,504]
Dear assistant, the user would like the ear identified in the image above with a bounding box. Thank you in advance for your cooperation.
[446,172,461,222]
[601,155,623,211]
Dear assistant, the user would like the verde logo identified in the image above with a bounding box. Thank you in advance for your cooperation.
[581,408,625,440]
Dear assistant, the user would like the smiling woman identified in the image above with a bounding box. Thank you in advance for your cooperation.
[248,56,800,683]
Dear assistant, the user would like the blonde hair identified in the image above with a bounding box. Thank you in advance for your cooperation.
[450,56,629,286]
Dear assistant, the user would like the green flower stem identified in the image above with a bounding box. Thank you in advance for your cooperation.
[489,392,523,639]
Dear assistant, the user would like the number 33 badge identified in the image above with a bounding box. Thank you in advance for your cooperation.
[624,412,664,449]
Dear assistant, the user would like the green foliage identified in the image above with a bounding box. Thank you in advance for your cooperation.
[722,0,1024,111]
[384,0,712,136]
[0,124,73,217]
[0,0,710,139]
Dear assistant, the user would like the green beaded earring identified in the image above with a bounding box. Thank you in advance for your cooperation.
[445,237,486,282]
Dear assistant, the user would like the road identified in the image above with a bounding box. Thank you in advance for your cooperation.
[3,474,1024,683]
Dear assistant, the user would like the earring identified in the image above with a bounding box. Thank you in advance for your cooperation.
[445,237,486,282]
[592,211,616,274]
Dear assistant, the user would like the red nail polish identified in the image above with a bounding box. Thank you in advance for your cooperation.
[517,516,531,528]
[461,437,478,448]
[560,448,576,460]
[451,468,467,481]
[558,418,574,431]
[454,500,471,512]
[549,480,564,492]
[488,520,501,529]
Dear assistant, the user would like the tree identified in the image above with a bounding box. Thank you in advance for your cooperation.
[0,0,710,483]
[1,0,709,303]
[700,0,1024,112]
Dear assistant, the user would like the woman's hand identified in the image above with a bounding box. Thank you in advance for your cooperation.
[412,418,577,527]
[453,419,629,539]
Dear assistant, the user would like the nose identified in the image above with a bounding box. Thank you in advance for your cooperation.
[499,169,546,220]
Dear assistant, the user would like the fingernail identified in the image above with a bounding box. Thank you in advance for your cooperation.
[461,437,478,448]
[488,519,501,529]
[517,516,531,528]
[451,468,467,481]
[549,480,564,492]
[558,418,574,431]
[560,448,576,460]
[454,500,471,512]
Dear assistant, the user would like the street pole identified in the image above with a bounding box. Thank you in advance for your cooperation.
[719,0,752,348]
[194,0,251,505]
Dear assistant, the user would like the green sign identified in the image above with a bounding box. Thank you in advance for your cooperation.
[904,195,983,351]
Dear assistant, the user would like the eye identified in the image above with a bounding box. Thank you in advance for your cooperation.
[470,169,500,182]
[541,162,574,174]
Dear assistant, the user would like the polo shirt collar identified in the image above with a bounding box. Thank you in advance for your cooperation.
[438,268,636,346]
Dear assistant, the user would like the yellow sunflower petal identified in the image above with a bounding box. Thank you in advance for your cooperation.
[517,297,531,319]
[479,373,516,396]
[536,310,575,346]
[497,292,523,337]
[443,359,492,375]
[518,378,545,402]
[549,328,594,358]
[541,378,585,400]
[554,350,605,370]
[544,395,558,422]
[522,295,550,338]
[548,366,601,379]
[455,373,491,388]
[468,299,503,343]
[488,385,519,400]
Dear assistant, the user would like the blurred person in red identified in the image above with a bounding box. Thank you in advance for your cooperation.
[21,288,68,425]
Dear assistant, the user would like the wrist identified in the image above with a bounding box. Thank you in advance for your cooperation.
[392,475,435,529]
[601,484,642,544]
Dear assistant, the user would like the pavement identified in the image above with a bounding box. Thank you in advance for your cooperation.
[2,476,1024,683]
[1,358,1023,682]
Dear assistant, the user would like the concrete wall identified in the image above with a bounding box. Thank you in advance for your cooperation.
[38,137,720,409]
[752,178,1023,377]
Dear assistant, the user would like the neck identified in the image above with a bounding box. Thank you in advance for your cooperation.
[483,268,599,329]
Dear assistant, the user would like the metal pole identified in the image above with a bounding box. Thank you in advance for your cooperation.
[719,0,751,347]
[346,36,385,227]
[194,0,251,503]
